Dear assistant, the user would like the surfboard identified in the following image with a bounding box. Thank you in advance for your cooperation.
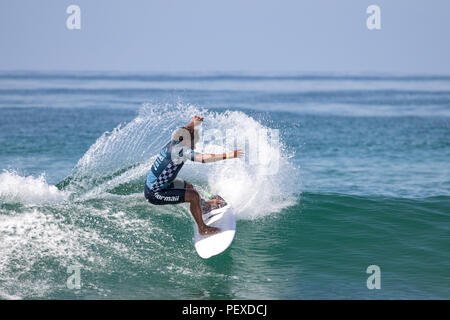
[194,195,236,259]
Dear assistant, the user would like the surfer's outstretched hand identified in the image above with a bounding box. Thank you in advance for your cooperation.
[188,115,203,127]
[233,149,244,159]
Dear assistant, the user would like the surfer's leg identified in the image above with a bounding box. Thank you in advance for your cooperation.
[181,180,221,206]
[185,189,220,235]
[175,179,217,208]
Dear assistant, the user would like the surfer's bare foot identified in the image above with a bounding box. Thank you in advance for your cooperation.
[205,199,223,205]
[199,225,220,235]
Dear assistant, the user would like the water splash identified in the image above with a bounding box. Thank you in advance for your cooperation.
[64,103,300,218]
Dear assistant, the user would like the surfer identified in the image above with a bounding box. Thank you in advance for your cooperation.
[144,115,243,235]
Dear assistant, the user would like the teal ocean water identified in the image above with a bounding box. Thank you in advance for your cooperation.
[0,72,449,299]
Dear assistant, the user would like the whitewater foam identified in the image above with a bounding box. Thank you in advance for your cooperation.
[0,170,69,205]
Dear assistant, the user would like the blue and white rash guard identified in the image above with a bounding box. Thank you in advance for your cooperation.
[146,140,197,191]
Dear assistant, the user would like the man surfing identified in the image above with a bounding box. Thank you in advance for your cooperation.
[144,115,243,235]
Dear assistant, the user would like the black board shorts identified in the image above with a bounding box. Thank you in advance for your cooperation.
[144,179,186,205]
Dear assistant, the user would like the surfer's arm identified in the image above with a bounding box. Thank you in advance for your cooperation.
[186,116,203,129]
[194,149,244,163]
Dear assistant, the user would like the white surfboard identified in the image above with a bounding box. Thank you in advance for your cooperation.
[194,196,236,259]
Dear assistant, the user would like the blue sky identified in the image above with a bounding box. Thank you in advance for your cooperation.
[1,0,449,73]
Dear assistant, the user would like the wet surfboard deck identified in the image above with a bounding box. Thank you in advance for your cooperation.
[194,195,236,259]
